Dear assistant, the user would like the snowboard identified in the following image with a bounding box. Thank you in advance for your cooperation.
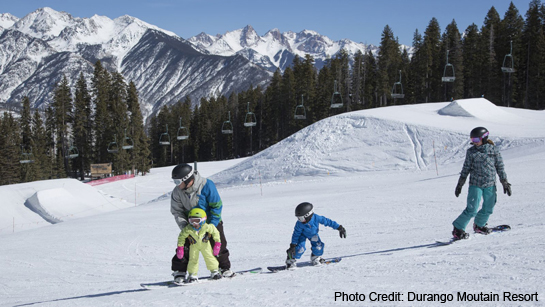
[141,267,262,289]
[435,224,511,246]
[267,257,342,272]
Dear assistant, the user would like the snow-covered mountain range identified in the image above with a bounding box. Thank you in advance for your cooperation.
[188,25,383,72]
[0,8,392,120]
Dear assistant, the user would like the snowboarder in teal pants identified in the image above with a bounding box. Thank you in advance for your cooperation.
[452,127,512,239]
[285,202,346,268]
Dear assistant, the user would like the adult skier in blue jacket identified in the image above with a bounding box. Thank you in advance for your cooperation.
[286,202,346,268]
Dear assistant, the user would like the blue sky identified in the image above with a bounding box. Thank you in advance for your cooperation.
[1,0,534,46]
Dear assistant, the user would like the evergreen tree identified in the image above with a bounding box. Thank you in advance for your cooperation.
[422,18,443,103]
[44,106,56,178]
[480,7,502,103]
[408,29,427,104]
[377,25,402,106]
[19,97,34,182]
[73,73,93,180]
[0,113,21,185]
[92,61,112,163]
[463,24,484,98]
[127,81,151,174]
[441,20,464,101]
[52,75,72,177]
[521,0,544,109]
[109,71,130,174]
[31,110,49,181]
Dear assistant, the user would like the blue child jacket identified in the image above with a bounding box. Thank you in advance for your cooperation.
[291,213,340,244]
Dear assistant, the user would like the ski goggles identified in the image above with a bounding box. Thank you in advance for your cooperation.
[189,217,206,225]
[471,131,489,143]
[173,170,194,186]
[296,210,313,222]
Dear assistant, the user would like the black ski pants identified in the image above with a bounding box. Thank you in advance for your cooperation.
[171,221,231,272]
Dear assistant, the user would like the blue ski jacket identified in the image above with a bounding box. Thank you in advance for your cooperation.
[291,214,340,244]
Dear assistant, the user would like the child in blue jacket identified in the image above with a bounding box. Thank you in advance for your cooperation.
[286,202,346,268]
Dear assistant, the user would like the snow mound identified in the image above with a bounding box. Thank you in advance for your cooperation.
[211,114,470,186]
[0,179,133,233]
[438,98,514,120]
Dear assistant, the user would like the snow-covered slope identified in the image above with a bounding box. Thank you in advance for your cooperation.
[0,99,544,306]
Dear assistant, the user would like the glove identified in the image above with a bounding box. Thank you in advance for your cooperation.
[213,242,221,256]
[202,232,212,243]
[176,246,184,259]
[338,225,346,238]
[501,179,512,196]
[187,235,196,245]
[286,244,296,259]
[455,177,466,197]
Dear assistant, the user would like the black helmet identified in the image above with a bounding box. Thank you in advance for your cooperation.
[470,127,489,142]
[295,202,314,223]
[172,163,194,185]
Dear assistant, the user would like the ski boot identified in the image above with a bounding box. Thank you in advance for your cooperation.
[185,274,198,284]
[311,254,325,266]
[452,227,469,240]
[210,269,223,280]
[221,268,235,278]
[285,258,297,269]
[172,271,186,284]
[473,223,492,235]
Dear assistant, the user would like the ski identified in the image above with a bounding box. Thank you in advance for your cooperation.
[141,267,262,289]
[435,225,511,246]
[267,257,342,272]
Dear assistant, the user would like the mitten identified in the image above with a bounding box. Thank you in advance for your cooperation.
[455,177,466,197]
[286,244,296,259]
[176,246,184,259]
[338,225,346,238]
[187,235,196,245]
[213,242,221,256]
[202,232,212,243]
[501,179,512,196]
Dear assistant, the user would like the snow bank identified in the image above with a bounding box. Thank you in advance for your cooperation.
[0,179,133,234]
[438,98,516,121]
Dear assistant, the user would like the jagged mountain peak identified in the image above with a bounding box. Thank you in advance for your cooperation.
[0,12,19,28]
[12,7,75,40]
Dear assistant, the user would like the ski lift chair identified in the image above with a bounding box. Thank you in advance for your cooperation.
[222,111,233,134]
[391,70,405,99]
[176,118,189,140]
[66,141,79,159]
[442,50,456,82]
[122,129,134,150]
[501,41,516,73]
[244,102,257,127]
[19,145,33,164]
[159,125,171,146]
[294,95,307,120]
[107,135,119,154]
[330,80,343,108]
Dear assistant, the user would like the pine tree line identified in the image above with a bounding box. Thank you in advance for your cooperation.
[0,61,150,185]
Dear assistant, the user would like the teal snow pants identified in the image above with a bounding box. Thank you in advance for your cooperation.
[453,185,497,231]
